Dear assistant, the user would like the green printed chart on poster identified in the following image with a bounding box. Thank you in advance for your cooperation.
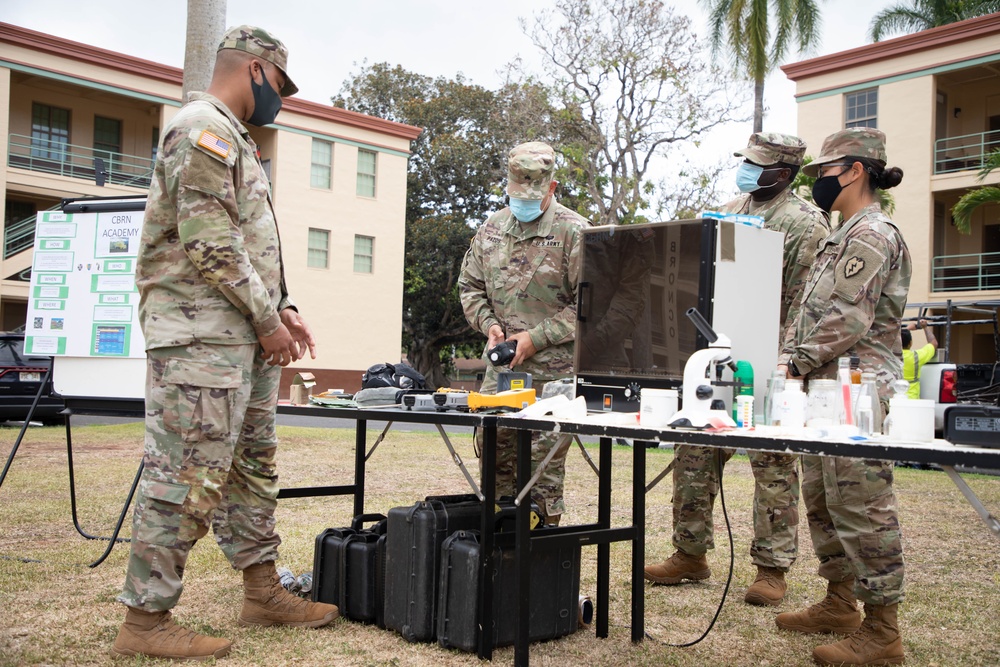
[24,199,149,399]
[26,208,145,358]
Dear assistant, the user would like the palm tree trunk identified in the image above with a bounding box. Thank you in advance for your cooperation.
[182,0,227,99]
[753,77,765,134]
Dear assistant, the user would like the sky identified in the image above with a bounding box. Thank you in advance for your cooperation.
[1,0,892,198]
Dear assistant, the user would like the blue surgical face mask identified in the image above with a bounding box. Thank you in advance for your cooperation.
[509,197,544,222]
[736,162,765,193]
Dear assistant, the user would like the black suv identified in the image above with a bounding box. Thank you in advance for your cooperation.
[0,332,64,424]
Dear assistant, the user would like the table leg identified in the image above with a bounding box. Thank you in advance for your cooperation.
[477,420,498,661]
[632,440,647,642]
[354,418,367,517]
[514,427,532,667]
[596,436,612,639]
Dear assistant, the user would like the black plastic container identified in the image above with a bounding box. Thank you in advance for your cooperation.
[435,529,581,652]
[383,494,485,642]
[311,513,387,626]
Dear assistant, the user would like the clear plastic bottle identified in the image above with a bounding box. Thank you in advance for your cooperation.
[854,371,879,436]
[276,566,299,593]
[763,369,785,426]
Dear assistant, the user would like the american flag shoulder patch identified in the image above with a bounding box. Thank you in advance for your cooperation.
[196,130,231,159]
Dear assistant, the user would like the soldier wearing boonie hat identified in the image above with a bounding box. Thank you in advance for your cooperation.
[459,141,591,525]
[645,131,828,606]
[776,125,909,666]
[114,24,337,662]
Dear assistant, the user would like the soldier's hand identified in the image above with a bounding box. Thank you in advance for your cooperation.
[507,331,536,368]
[487,324,506,350]
[259,324,296,366]
[280,308,317,361]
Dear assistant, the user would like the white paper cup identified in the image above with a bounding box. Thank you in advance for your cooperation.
[640,388,678,428]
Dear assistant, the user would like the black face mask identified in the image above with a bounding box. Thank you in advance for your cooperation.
[811,167,848,213]
[247,67,283,127]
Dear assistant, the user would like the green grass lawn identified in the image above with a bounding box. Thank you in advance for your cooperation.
[1,422,998,666]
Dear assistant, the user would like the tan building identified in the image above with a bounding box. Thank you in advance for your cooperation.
[783,13,1000,362]
[0,22,420,393]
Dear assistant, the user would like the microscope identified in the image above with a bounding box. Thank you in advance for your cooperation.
[669,307,739,429]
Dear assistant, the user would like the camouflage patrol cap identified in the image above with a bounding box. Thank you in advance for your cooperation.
[507,141,555,200]
[803,128,888,177]
[734,132,807,166]
[218,25,298,97]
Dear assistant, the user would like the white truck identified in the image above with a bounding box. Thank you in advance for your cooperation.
[907,301,1000,436]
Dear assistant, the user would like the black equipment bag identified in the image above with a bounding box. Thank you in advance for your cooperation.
[436,529,581,652]
[311,513,388,626]
[362,362,427,390]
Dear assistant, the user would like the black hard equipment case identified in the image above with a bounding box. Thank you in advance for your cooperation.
[436,529,581,652]
[311,513,388,626]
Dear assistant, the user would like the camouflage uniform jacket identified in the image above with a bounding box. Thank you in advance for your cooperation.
[780,203,911,401]
[459,201,590,381]
[136,92,293,350]
[721,188,829,337]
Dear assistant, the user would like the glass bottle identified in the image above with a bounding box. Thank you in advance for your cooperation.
[854,371,879,436]
[763,369,785,426]
[807,379,839,427]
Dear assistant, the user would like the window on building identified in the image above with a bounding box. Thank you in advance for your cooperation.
[94,116,122,157]
[31,102,70,160]
[356,149,377,197]
[311,139,333,189]
[308,228,330,268]
[845,89,878,129]
[354,235,374,273]
[152,127,160,161]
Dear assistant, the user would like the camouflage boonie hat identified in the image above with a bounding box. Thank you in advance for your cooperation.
[734,132,807,166]
[507,142,555,200]
[218,25,298,97]
[803,128,887,177]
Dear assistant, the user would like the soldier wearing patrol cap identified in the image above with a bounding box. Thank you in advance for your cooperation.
[458,141,591,525]
[112,25,337,661]
[645,132,830,608]
[776,127,908,666]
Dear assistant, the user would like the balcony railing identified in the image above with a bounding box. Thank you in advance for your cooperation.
[932,251,1000,292]
[934,130,1000,175]
[7,134,155,188]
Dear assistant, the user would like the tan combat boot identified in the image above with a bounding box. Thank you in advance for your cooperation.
[775,579,862,634]
[812,603,904,666]
[111,607,231,661]
[744,566,787,606]
[643,550,711,585]
[239,561,339,628]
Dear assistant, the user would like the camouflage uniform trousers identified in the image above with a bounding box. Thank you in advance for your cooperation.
[476,380,570,520]
[671,444,800,571]
[119,342,282,611]
[801,454,905,606]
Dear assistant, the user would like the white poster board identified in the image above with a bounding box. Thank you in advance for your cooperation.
[24,198,148,399]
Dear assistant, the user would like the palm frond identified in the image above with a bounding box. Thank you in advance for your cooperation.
[869,7,934,41]
[977,150,1000,182]
[952,187,1000,234]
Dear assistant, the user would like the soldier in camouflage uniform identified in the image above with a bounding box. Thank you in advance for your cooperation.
[458,142,590,524]
[645,133,829,607]
[112,26,338,662]
[775,128,909,667]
